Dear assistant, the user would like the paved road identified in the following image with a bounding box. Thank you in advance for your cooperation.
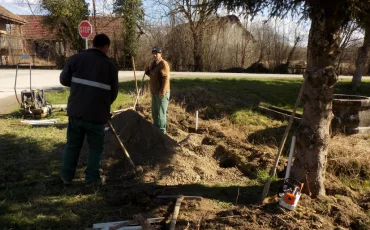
[0,69,303,100]
[0,68,360,101]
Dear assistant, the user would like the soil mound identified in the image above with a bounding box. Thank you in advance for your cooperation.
[100,109,246,185]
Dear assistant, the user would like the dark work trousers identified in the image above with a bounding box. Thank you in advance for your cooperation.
[61,117,105,184]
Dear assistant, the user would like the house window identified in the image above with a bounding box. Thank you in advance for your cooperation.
[6,23,11,34]
[56,41,65,54]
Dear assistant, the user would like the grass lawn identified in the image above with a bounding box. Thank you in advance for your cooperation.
[0,77,369,229]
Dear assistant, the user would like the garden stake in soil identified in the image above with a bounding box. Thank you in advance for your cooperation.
[157,195,202,230]
[132,56,140,97]
[107,120,143,177]
[261,78,306,202]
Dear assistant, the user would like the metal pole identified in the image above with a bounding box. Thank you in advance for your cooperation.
[29,63,34,102]
[14,64,19,104]
[29,63,32,91]
[195,110,199,131]
[285,135,296,180]
[85,39,88,49]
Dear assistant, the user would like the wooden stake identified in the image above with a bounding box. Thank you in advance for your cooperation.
[157,195,202,230]
[107,120,136,169]
[132,56,139,97]
[133,72,146,110]
[261,78,307,202]
[170,195,184,230]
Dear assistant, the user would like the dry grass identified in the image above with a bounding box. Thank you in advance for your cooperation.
[328,134,370,172]
[328,134,370,191]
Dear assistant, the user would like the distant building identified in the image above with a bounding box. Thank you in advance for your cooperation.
[19,15,124,66]
[0,4,27,65]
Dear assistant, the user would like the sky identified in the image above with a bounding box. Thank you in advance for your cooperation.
[0,0,35,14]
[0,0,154,15]
[0,0,119,15]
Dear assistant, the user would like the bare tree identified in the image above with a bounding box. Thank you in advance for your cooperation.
[92,0,98,34]
[335,21,360,73]
[248,18,305,72]
[352,26,370,90]
[155,0,216,71]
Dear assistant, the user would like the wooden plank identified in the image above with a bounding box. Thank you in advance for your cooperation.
[20,119,59,123]
[257,106,301,124]
[92,217,164,230]
[157,195,202,201]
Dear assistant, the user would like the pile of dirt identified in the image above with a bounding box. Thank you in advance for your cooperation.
[77,88,370,229]
[100,109,248,185]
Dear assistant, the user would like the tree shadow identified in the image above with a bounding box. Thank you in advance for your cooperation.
[335,80,370,96]
[0,124,269,228]
[169,78,304,117]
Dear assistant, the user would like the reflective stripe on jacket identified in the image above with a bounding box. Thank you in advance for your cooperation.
[60,48,118,124]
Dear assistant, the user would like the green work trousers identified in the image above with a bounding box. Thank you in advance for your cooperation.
[61,117,105,184]
[152,92,170,133]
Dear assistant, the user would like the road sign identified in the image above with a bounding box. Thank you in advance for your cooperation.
[78,20,92,39]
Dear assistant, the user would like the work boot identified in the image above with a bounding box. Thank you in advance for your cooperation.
[85,175,106,188]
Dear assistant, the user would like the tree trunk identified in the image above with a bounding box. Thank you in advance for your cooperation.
[257,41,263,63]
[352,27,370,90]
[290,6,343,198]
[286,36,300,66]
[193,29,204,72]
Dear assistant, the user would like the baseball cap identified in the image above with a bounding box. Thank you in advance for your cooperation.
[152,47,162,53]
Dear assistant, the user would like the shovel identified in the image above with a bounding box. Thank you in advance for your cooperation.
[107,120,143,177]
[260,78,306,202]
[133,72,146,112]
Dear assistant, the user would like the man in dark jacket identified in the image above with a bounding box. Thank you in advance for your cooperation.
[60,33,118,186]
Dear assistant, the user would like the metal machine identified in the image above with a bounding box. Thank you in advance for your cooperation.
[278,136,304,211]
[279,178,304,211]
[14,57,52,118]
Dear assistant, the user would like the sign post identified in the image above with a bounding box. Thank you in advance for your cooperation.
[78,20,92,49]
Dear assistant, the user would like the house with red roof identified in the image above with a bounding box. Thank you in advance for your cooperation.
[19,15,124,66]
[0,4,27,65]
[0,3,125,67]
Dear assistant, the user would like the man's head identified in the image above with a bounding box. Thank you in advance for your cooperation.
[152,47,162,61]
[93,33,110,54]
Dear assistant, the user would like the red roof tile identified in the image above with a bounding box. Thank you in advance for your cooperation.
[20,15,55,40]
[87,16,123,40]
[19,15,123,41]
[0,4,27,24]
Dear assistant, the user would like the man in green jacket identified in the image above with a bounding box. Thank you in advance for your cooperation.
[145,47,170,134]
[60,34,118,186]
